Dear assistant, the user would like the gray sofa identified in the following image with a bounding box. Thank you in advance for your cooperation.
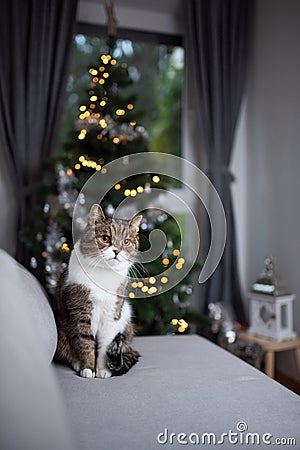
[0,249,299,450]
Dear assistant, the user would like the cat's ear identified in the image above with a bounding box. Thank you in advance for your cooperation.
[129,215,143,232]
[89,204,105,224]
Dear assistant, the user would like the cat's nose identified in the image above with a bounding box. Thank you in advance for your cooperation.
[113,248,120,256]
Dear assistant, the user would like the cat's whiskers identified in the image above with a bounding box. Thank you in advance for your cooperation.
[129,263,147,282]
[134,261,148,277]
[86,253,105,270]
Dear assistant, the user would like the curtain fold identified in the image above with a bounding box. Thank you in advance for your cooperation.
[0,0,78,261]
[186,0,254,321]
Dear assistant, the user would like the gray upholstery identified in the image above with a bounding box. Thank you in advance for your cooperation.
[0,249,57,364]
[54,335,300,450]
[0,249,72,450]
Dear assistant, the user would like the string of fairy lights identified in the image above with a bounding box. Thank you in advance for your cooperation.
[76,53,145,145]
[127,251,186,299]
[126,249,189,333]
[73,154,162,199]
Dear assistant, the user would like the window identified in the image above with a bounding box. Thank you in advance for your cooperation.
[56,25,184,161]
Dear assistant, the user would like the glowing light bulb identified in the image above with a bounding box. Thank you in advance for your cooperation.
[152,175,160,183]
[131,282,138,288]
[90,95,97,102]
[61,243,70,253]
[96,165,101,171]
[162,258,169,265]
[103,72,109,78]
[161,277,168,284]
[100,119,107,128]
[127,104,134,110]
[128,292,135,299]
[124,189,131,196]
[149,277,156,284]
[148,287,157,294]
[79,105,86,112]
[130,189,137,197]
[137,186,144,193]
[173,249,180,256]
[75,163,81,170]
[178,257,185,264]
[116,109,125,116]
[113,137,120,144]
[111,59,116,65]
[99,79,105,85]
[100,100,106,106]
[114,183,121,190]
[171,319,178,326]
[141,286,149,293]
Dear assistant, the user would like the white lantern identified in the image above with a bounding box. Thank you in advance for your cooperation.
[249,256,296,341]
[249,292,296,341]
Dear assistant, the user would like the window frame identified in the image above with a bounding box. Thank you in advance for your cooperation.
[76,22,183,47]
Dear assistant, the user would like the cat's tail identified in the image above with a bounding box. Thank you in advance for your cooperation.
[106,334,140,376]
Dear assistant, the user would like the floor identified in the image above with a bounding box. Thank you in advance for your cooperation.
[275,371,300,395]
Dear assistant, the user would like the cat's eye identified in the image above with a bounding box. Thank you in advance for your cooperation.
[100,235,110,243]
[123,238,131,246]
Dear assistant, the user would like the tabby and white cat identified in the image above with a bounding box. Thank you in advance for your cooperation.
[54,204,142,378]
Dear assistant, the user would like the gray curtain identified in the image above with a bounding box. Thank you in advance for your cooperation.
[186,0,253,321]
[0,0,78,261]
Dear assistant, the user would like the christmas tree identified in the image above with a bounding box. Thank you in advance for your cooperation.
[21,35,208,335]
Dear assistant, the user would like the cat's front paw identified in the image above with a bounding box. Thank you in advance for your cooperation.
[96,368,112,379]
[79,368,95,378]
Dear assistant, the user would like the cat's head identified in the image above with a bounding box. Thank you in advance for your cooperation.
[80,204,143,273]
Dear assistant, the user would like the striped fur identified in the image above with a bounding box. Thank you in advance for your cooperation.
[53,204,142,378]
[106,332,140,376]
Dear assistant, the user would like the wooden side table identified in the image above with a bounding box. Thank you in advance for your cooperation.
[238,332,300,379]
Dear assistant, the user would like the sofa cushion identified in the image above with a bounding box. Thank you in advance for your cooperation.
[54,335,300,450]
[0,249,73,450]
[0,249,57,363]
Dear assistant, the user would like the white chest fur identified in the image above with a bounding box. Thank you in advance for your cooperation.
[67,246,132,343]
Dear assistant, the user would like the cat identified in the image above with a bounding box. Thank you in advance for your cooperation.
[54,203,142,378]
